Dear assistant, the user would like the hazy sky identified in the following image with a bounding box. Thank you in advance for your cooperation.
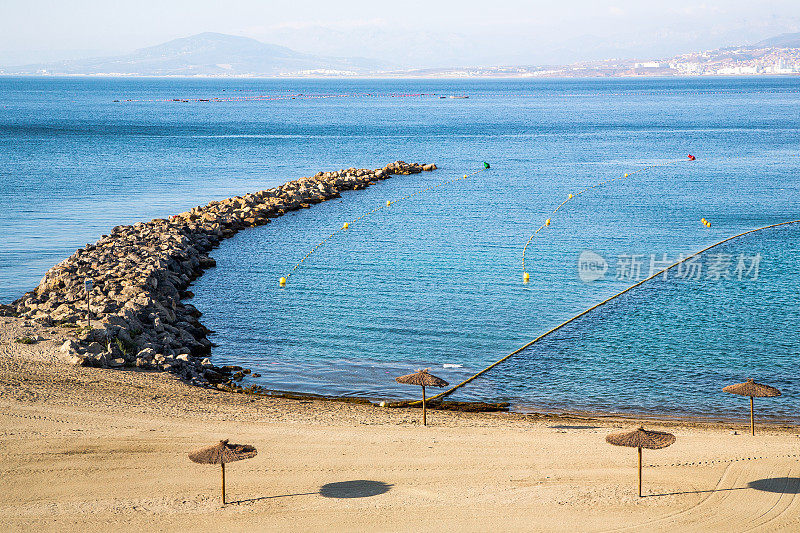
[3,0,800,66]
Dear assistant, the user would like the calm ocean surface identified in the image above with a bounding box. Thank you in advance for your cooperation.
[1,76,799,420]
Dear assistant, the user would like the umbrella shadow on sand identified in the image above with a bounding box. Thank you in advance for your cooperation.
[231,480,393,505]
[319,480,393,498]
[747,477,800,494]
[648,477,800,497]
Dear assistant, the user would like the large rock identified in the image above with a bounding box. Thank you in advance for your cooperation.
[85,342,104,354]
[60,339,79,353]
[69,354,88,366]
[136,348,156,360]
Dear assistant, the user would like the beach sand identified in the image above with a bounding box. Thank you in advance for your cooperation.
[2,318,799,532]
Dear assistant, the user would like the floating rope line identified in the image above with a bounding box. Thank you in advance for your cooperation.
[412,219,800,405]
[521,157,692,283]
[113,92,440,104]
[280,163,491,286]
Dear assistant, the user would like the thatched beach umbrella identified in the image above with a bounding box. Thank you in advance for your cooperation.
[723,378,781,436]
[189,439,257,504]
[606,427,675,497]
[395,368,448,426]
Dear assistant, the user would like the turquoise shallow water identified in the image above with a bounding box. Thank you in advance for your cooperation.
[1,76,799,420]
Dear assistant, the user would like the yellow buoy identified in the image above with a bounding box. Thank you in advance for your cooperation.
[464,175,468,178]
[624,173,629,178]
[706,221,711,228]
[545,218,551,226]
[342,222,349,230]
[523,272,530,283]
[568,193,573,199]
[279,277,286,287]
[386,200,391,207]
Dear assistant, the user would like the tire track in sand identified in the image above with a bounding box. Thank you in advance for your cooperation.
[601,459,800,532]
[599,461,736,533]
[741,468,800,532]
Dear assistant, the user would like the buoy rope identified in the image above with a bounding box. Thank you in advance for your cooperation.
[281,166,489,285]
[521,159,687,279]
[115,92,439,104]
[413,219,800,405]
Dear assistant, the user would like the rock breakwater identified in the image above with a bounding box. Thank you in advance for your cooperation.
[5,161,435,388]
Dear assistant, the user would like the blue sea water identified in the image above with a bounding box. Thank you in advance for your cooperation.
[1,76,799,420]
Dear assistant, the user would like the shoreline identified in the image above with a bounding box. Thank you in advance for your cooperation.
[3,348,799,434]
[234,390,800,427]
[2,347,800,531]
[3,314,796,428]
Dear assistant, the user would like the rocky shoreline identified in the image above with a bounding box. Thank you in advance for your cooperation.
[1,161,435,390]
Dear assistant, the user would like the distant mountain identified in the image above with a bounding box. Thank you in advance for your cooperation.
[2,32,390,76]
[5,30,800,79]
[752,32,800,49]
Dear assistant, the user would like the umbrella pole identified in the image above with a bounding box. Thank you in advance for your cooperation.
[638,447,642,498]
[750,396,755,436]
[221,463,226,505]
[422,385,427,426]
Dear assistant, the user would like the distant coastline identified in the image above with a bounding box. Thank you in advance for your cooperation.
[3,31,800,79]
[1,72,799,80]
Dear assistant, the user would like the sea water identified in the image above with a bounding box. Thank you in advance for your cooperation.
[1,76,798,420]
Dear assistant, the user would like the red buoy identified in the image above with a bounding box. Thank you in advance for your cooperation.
[688,154,696,161]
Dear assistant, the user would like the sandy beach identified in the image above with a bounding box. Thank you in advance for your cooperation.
[2,317,799,532]
[4,7,800,530]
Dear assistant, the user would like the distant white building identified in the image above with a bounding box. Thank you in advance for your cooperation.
[672,62,702,74]
[716,66,760,75]
[634,61,668,69]
[768,57,796,74]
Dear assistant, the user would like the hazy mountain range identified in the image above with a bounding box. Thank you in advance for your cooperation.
[1,33,390,76]
[750,32,800,49]
[3,31,800,77]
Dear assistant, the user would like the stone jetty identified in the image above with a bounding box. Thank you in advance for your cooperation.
[2,161,435,389]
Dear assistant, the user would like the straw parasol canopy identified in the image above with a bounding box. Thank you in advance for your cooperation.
[723,378,781,436]
[396,369,448,388]
[606,427,675,497]
[189,440,257,504]
[606,427,676,450]
[723,378,781,398]
[395,369,448,426]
